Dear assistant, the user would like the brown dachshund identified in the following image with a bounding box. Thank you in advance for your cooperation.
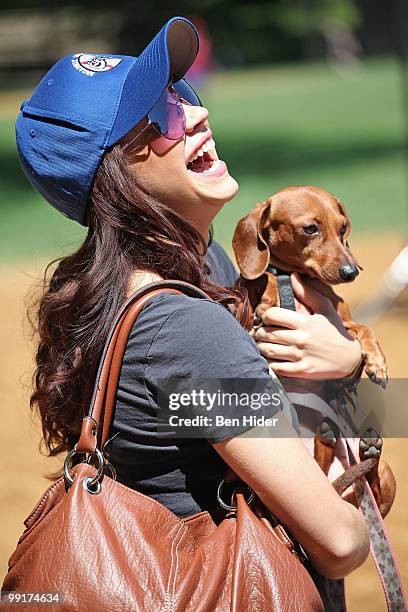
[232,185,396,517]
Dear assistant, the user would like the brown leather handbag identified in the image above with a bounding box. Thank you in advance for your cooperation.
[2,281,324,611]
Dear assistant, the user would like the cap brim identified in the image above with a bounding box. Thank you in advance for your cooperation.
[108,17,199,146]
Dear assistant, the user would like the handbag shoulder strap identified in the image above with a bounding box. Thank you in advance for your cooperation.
[75,280,210,454]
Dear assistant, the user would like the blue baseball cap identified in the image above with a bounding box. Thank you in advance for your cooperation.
[16,16,199,226]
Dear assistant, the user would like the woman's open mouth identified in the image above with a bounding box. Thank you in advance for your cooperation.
[187,150,214,173]
[186,138,227,177]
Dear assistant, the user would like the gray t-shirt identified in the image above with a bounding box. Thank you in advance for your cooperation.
[108,240,283,517]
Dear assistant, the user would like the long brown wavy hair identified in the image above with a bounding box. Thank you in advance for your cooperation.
[28,142,250,469]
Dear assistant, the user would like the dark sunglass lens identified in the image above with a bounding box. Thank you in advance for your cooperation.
[172,80,202,106]
[148,90,185,141]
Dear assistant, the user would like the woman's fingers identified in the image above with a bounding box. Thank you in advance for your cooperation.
[254,326,296,345]
[294,296,313,315]
[261,306,307,329]
[268,360,308,377]
[257,341,301,362]
[290,272,336,318]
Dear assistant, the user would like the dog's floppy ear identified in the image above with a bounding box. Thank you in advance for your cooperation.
[232,200,271,279]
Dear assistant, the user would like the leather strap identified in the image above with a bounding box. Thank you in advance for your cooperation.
[347,440,407,611]
[288,391,407,611]
[266,264,296,311]
[76,280,210,453]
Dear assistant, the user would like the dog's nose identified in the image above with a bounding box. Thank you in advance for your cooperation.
[339,264,359,282]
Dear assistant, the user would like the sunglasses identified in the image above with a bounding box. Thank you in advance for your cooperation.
[122,83,202,154]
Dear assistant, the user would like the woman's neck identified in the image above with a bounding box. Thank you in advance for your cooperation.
[180,200,221,244]
[194,218,213,244]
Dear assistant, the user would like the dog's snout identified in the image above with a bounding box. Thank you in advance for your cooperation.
[339,264,359,282]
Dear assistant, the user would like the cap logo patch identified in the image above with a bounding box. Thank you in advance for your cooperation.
[71,53,122,77]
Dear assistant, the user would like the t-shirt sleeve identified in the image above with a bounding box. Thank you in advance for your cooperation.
[143,295,291,443]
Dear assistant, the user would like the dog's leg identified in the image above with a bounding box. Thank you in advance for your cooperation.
[332,428,396,518]
[359,428,396,518]
[314,423,396,518]
[343,319,388,388]
[305,282,388,388]
[376,460,396,518]
[314,418,339,475]
[332,294,388,388]
[251,273,280,320]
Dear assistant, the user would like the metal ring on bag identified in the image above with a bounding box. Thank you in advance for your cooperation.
[63,447,105,489]
[216,478,255,511]
[82,477,102,495]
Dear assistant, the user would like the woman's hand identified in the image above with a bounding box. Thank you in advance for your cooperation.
[254,272,362,379]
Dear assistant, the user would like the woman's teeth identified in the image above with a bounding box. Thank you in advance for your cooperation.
[188,138,216,164]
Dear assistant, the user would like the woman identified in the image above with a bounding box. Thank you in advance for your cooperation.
[18,16,368,602]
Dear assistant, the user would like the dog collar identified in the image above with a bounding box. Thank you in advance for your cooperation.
[266,264,296,311]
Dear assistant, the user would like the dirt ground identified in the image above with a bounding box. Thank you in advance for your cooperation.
[0,232,407,610]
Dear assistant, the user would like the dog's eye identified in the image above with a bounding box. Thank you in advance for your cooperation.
[340,223,348,236]
[303,224,318,235]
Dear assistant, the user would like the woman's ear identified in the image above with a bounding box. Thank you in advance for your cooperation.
[232,200,271,280]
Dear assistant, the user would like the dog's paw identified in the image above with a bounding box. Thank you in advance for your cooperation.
[359,427,383,461]
[364,355,388,388]
[367,368,388,389]
[315,418,340,447]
